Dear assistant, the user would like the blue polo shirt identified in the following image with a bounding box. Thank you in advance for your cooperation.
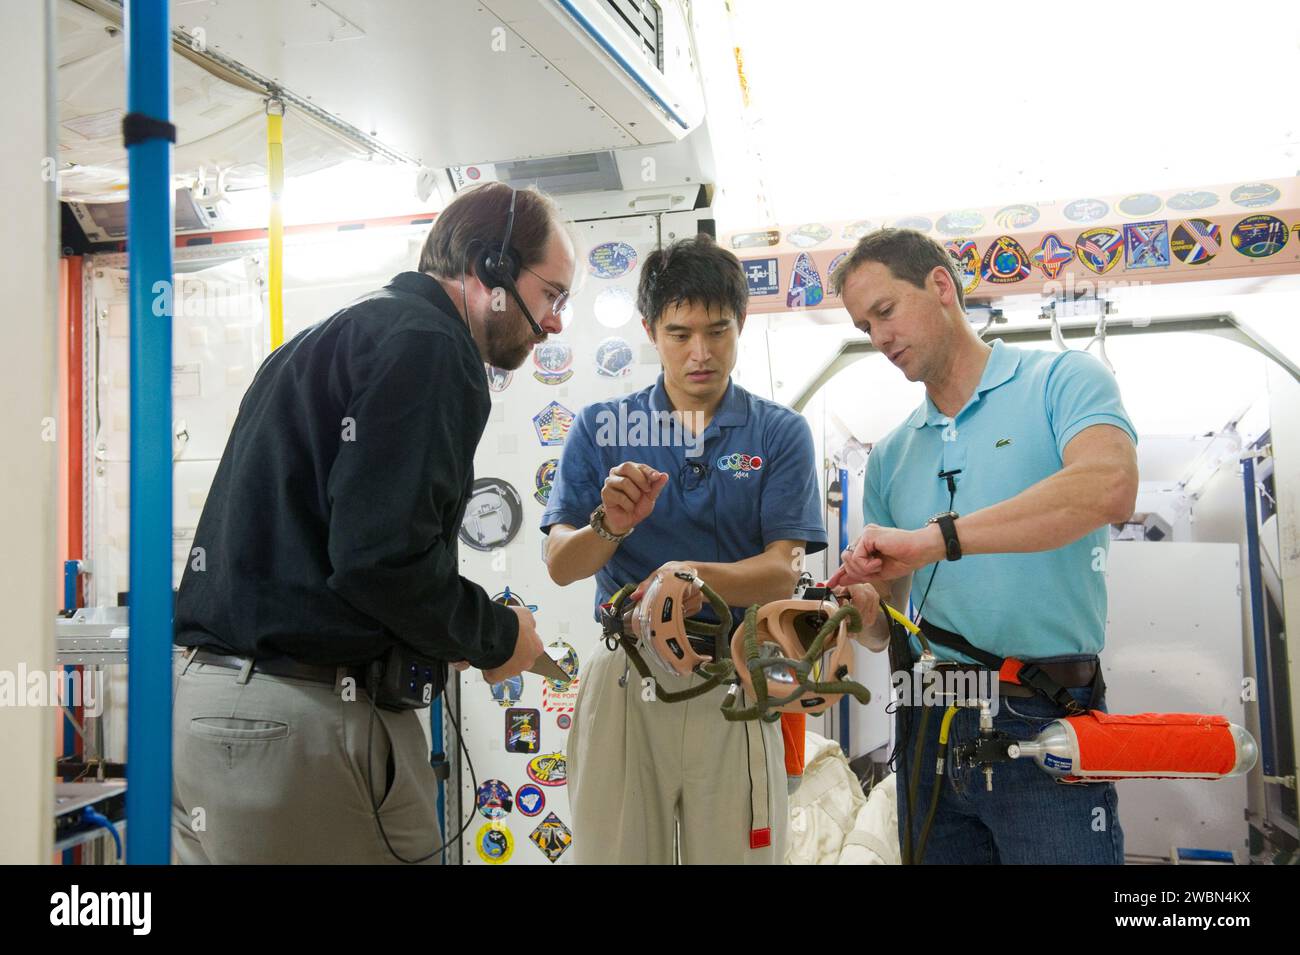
[863,341,1137,662]
[541,374,828,622]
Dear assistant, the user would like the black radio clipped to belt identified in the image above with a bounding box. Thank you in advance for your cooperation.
[367,644,447,711]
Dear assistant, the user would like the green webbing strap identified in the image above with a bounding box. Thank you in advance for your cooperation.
[721,603,871,722]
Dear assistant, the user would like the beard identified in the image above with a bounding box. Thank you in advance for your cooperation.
[482,302,543,370]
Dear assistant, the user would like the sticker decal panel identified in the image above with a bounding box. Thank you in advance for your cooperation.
[1167,191,1218,212]
[742,258,780,296]
[458,478,524,551]
[1170,219,1222,265]
[1064,198,1109,223]
[531,341,573,385]
[1231,215,1289,258]
[937,210,985,236]
[786,252,823,308]
[594,337,634,378]
[588,241,638,278]
[979,235,1031,284]
[825,252,848,296]
[1118,193,1163,217]
[1031,233,1075,279]
[475,823,514,864]
[533,401,576,446]
[515,783,546,817]
[476,779,513,820]
[529,812,574,863]
[534,459,558,505]
[944,239,981,295]
[786,223,831,248]
[1075,227,1123,274]
[994,204,1040,229]
[506,707,541,754]
[490,674,523,708]
[1231,182,1281,209]
[526,751,568,787]
[1123,220,1171,270]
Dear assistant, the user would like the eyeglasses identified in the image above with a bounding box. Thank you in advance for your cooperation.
[521,264,570,316]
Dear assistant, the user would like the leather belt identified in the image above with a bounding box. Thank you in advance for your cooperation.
[187,647,363,686]
[931,659,1097,698]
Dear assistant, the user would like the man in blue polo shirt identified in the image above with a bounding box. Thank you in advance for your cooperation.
[828,228,1139,864]
[541,234,828,864]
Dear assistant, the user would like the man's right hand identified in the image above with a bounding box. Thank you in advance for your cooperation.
[482,606,546,683]
[600,462,668,536]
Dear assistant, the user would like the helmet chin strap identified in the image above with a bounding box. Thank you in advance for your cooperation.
[721,602,872,723]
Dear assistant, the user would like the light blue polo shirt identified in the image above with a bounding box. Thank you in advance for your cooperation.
[541,374,828,623]
[863,340,1137,662]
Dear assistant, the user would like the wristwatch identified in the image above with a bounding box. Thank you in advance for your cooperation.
[927,510,962,561]
[590,504,633,543]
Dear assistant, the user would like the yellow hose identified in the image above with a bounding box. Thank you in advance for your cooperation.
[266,99,285,350]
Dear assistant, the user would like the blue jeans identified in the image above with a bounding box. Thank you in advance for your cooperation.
[894,673,1124,865]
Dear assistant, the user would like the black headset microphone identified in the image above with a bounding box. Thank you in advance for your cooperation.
[473,186,546,339]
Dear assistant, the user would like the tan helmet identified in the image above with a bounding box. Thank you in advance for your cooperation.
[626,569,713,677]
[728,597,866,716]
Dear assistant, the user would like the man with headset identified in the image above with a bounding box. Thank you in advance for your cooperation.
[827,228,1139,864]
[173,183,571,863]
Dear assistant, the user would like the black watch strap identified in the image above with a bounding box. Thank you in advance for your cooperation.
[933,513,961,561]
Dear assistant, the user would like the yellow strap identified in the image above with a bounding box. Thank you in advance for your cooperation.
[265,100,285,350]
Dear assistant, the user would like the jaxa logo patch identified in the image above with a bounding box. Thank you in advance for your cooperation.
[717,452,763,478]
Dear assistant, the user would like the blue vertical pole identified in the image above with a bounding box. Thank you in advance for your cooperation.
[431,703,446,861]
[124,0,174,864]
[62,561,79,760]
[62,561,79,863]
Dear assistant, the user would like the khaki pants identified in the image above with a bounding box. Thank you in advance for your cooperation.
[171,654,441,864]
[566,646,787,864]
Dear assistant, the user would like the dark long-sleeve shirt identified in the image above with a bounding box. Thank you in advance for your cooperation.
[174,271,518,669]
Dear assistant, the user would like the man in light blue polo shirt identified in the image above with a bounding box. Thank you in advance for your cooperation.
[828,228,1139,864]
[542,234,828,864]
